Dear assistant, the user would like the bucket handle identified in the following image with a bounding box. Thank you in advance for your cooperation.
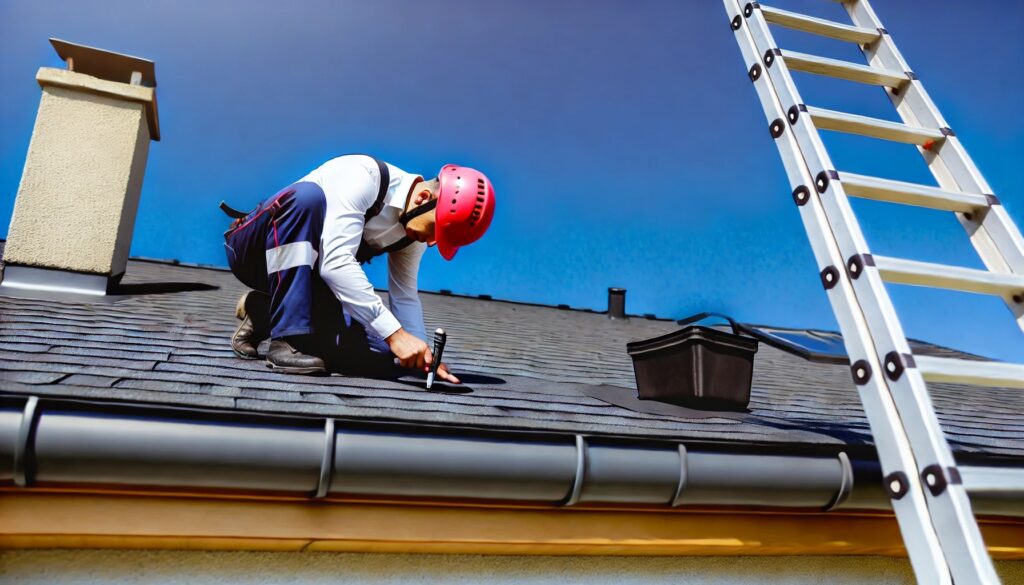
[676,311,746,337]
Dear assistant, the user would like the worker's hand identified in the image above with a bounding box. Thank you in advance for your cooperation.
[436,363,460,385]
[386,328,432,370]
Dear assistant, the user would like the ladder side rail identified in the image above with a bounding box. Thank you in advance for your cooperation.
[726,3,951,583]
[740,4,1001,584]
[844,0,1024,281]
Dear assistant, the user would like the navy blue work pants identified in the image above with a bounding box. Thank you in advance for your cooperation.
[224,182,347,344]
[224,182,393,361]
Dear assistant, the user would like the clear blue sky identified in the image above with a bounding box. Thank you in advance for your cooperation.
[1,0,1022,362]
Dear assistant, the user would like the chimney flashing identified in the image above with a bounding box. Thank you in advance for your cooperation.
[0,264,127,303]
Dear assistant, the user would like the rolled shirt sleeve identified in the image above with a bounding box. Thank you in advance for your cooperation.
[387,241,428,342]
[314,158,403,339]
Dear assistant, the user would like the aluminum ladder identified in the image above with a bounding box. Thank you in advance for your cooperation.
[723,1,1024,583]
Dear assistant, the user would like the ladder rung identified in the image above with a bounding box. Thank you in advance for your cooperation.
[760,5,880,44]
[873,255,1024,298]
[806,106,945,145]
[838,172,992,213]
[781,50,908,87]
[914,355,1024,390]
[959,465,1024,493]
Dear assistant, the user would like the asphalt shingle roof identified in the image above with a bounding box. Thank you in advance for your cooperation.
[1,245,1022,460]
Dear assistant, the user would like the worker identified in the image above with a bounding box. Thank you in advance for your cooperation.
[223,154,495,380]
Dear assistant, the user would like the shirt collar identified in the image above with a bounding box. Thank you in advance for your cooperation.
[384,163,423,212]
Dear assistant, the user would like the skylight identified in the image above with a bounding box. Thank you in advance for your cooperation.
[741,326,849,364]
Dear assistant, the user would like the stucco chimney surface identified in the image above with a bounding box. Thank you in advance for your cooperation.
[2,39,159,294]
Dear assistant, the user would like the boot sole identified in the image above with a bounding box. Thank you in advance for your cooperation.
[266,362,326,375]
[232,347,261,360]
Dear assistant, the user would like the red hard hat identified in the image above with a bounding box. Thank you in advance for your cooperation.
[434,164,495,260]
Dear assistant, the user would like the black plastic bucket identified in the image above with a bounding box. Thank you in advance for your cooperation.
[626,313,758,411]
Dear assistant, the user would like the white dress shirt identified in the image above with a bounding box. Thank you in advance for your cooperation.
[298,155,427,342]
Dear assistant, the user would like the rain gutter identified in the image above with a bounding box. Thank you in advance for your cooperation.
[0,395,1020,517]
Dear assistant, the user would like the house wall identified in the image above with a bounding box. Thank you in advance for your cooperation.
[2,550,1023,585]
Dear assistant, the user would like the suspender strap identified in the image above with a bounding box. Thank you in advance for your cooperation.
[355,156,412,264]
[364,157,390,221]
[380,236,415,255]
[355,236,416,264]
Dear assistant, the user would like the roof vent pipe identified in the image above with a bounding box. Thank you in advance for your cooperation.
[608,287,627,320]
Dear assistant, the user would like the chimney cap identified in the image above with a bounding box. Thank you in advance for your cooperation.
[50,38,157,88]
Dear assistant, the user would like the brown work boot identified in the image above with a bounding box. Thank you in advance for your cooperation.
[231,291,270,359]
[267,336,327,375]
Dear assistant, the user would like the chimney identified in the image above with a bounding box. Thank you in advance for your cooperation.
[0,38,160,296]
[607,287,627,320]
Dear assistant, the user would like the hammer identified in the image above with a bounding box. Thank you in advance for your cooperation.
[426,328,447,389]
